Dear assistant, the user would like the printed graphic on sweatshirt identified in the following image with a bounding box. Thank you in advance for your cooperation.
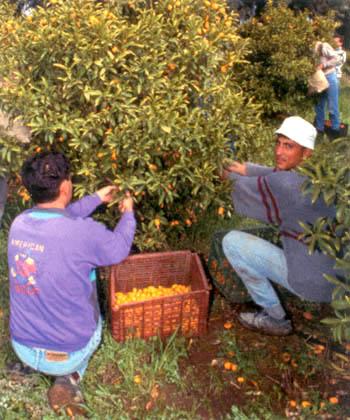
[11,238,45,253]
[10,252,39,295]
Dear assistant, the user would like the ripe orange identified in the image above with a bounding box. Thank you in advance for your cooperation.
[134,375,142,384]
[218,206,225,216]
[167,63,177,71]
[223,361,232,370]
[223,321,233,329]
[313,344,325,354]
[303,311,313,320]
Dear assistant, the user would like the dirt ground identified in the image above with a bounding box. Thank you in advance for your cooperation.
[154,294,350,419]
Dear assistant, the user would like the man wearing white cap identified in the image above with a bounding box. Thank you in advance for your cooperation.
[222,116,336,335]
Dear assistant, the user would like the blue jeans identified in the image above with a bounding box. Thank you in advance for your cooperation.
[222,231,296,319]
[314,71,340,131]
[12,317,102,379]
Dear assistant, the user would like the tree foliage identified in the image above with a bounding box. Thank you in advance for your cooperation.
[0,0,269,249]
[299,139,350,342]
[234,0,336,118]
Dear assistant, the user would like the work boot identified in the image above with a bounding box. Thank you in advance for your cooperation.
[47,373,86,417]
[238,310,292,336]
[325,127,341,140]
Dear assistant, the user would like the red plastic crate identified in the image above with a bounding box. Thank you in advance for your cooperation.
[109,251,210,341]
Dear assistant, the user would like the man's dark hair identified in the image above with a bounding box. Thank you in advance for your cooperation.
[21,152,71,204]
[334,34,344,42]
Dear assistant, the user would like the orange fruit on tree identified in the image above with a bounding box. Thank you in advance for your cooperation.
[167,63,177,71]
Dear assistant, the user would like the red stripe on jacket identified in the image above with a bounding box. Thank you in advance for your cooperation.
[263,178,282,225]
[257,176,273,223]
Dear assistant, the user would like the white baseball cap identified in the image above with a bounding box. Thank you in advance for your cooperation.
[275,116,317,150]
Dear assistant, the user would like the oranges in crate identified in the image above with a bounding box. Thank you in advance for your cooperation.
[109,251,210,341]
[113,284,201,340]
[114,284,191,306]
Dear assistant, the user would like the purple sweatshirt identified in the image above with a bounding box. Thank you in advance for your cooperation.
[8,193,136,352]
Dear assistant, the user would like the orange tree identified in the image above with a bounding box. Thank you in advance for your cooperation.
[235,0,337,118]
[0,0,267,249]
[300,138,350,342]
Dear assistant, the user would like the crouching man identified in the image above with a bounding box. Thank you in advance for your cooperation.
[222,116,337,336]
[8,152,136,414]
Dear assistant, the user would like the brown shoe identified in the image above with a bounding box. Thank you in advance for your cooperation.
[47,374,86,417]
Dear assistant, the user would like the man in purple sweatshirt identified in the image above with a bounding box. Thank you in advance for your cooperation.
[222,116,337,336]
[8,152,136,414]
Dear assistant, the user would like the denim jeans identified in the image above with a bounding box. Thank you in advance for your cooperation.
[314,71,340,131]
[12,317,102,379]
[222,230,296,319]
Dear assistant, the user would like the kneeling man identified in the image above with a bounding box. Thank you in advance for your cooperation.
[222,116,337,336]
[8,152,136,413]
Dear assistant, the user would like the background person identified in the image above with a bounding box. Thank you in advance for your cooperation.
[314,41,341,138]
[221,116,337,336]
[8,152,136,414]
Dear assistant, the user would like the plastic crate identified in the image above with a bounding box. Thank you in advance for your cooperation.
[109,251,210,342]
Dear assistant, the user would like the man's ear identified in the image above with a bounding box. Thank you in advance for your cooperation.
[302,148,313,160]
[59,179,69,196]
